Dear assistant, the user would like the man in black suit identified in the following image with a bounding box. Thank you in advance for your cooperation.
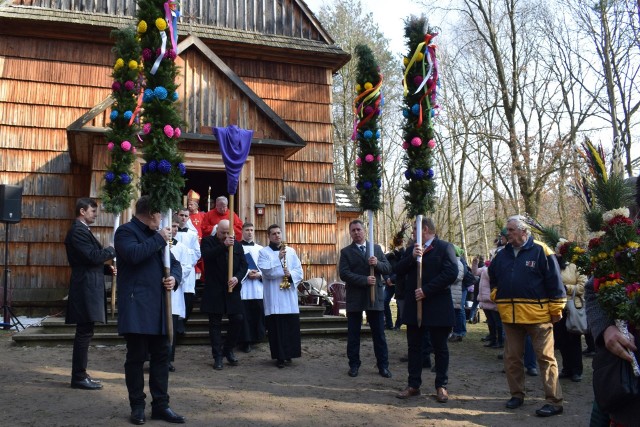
[395,217,458,403]
[339,219,392,378]
[200,219,248,370]
[115,196,185,424]
[64,197,116,391]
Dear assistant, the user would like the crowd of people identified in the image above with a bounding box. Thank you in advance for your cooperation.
[63,191,638,425]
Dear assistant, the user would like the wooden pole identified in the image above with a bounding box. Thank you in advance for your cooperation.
[110,213,120,319]
[227,194,234,293]
[416,215,423,328]
[163,210,173,344]
[368,210,375,306]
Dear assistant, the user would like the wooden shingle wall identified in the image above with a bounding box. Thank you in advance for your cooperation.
[0,34,113,306]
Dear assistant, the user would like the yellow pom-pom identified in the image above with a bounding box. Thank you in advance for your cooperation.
[156,18,167,31]
[355,84,362,93]
[137,20,147,33]
[114,58,124,70]
[364,82,373,90]
[128,60,138,70]
[416,52,424,61]
[403,57,409,66]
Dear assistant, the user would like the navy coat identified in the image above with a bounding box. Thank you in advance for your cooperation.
[200,235,248,315]
[64,220,116,324]
[339,241,391,312]
[114,216,181,335]
[395,237,458,327]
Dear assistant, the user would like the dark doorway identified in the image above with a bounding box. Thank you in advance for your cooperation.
[183,169,238,212]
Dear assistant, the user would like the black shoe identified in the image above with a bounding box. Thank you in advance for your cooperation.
[241,344,252,353]
[526,368,539,377]
[535,404,563,417]
[130,408,146,425]
[558,370,570,379]
[168,363,175,372]
[484,341,497,347]
[213,358,223,370]
[277,359,285,368]
[570,374,582,382]
[225,351,239,366]
[284,359,292,364]
[86,376,101,384]
[348,366,359,377]
[150,407,185,424]
[506,397,524,409]
[71,378,103,390]
[399,356,409,362]
[379,368,392,378]
[481,335,492,342]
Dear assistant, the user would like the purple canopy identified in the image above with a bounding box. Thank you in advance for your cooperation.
[214,125,254,194]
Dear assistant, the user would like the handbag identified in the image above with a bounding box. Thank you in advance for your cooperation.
[565,286,588,334]
[592,346,640,413]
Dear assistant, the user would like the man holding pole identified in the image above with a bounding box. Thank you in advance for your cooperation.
[200,219,248,371]
[395,217,458,403]
[339,219,392,379]
[114,196,185,425]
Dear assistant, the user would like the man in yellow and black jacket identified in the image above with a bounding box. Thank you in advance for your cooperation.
[488,215,566,418]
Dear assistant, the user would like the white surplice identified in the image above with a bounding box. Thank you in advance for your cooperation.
[257,245,303,316]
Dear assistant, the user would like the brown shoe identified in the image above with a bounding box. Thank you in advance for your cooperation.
[396,386,420,399]
[436,387,448,403]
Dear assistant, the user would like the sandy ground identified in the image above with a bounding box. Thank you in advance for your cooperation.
[0,320,593,427]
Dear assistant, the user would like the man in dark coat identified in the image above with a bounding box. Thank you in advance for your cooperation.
[114,196,185,425]
[200,219,248,370]
[395,217,458,403]
[64,197,115,391]
[339,219,392,379]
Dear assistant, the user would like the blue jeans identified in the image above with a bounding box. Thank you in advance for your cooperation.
[452,287,468,336]
[347,310,389,371]
[383,285,396,329]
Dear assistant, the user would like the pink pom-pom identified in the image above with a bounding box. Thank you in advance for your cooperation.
[143,123,151,135]
[174,128,181,138]
[142,48,153,61]
[355,157,362,166]
[163,125,174,138]
[107,142,114,151]
[124,80,135,91]
[364,106,374,116]
[413,75,424,86]
[132,147,137,154]
[411,137,422,147]
[365,154,374,163]
[111,81,121,91]
[121,140,132,151]
[376,155,382,162]
[427,139,436,149]
[402,141,409,150]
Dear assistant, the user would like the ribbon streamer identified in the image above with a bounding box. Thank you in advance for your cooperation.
[351,76,383,140]
[128,88,145,126]
[150,31,167,75]
[164,1,179,53]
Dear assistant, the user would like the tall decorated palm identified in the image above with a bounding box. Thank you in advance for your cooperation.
[353,44,383,305]
[136,0,186,342]
[101,27,142,317]
[401,16,440,326]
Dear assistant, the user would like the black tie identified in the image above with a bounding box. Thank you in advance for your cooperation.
[360,245,366,254]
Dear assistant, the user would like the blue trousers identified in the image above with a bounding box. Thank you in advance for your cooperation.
[347,310,389,371]
[452,287,468,336]
[383,285,396,329]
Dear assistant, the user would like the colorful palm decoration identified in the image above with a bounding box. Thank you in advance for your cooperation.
[401,16,439,218]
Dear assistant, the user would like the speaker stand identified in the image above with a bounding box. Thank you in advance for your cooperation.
[2,222,24,331]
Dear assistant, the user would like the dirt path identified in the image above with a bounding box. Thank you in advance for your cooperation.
[0,321,593,426]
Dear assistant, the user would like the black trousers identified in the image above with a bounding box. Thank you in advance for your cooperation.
[553,315,583,375]
[71,322,94,382]
[124,334,170,410]
[208,313,243,359]
[407,324,451,390]
[184,292,195,323]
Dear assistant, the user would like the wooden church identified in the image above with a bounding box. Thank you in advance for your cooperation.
[0,0,357,312]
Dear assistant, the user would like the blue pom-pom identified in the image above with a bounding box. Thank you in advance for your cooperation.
[427,168,435,178]
[105,171,115,183]
[141,164,148,174]
[178,163,186,176]
[404,170,411,180]
[375,130,381,139]
[171,92,179,102]
[411,104,420,115]
[143,89,154,102]
[110,110,118,120]
[356,181,362,190]
[363,130,373,139]
[376,179,382,188]
[414,169,425,180]
[158,159,172,174]
[147,160,157,172]
[119,173,131,184]
[123,111,133,120]
[154,86,168,100]
[363,181,372,190]
[402,109,409,118]
[431,109,436,117]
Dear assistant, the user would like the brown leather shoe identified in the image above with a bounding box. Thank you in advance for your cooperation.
[396,386,420,399]
[436,387,448,403]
